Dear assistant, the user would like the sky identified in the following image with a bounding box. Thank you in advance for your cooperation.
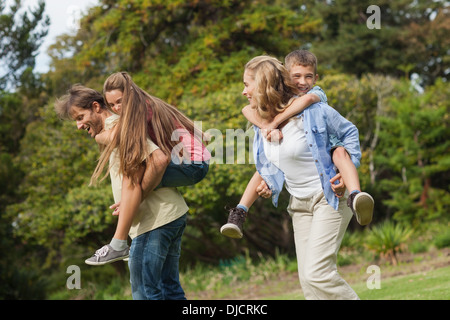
[17,0,99,73]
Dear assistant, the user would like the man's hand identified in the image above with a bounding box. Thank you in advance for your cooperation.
[256,180,272,198]
[110,202,121,215]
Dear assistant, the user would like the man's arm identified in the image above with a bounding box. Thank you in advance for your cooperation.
[140,149,170,199]
[95,125,118,145]
[110,149,170,216]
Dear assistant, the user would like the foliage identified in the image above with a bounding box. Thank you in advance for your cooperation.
[0,0,50,89]
[434,229,450,249]
[375,79,450,225]
[310,0,449,86]
[2,0,450,298]
[6,105,115,254]
[365,221,413,265]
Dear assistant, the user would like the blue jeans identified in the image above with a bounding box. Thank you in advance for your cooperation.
[128,214,187,300]
[159,161,209,188]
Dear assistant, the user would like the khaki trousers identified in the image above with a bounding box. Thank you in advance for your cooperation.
[287,191,359,300]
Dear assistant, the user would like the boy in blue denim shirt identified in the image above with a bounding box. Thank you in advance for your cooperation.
[220,50,374,239]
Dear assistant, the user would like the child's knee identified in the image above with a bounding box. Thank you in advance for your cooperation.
[332,146,349,163]
[156,152,171,167]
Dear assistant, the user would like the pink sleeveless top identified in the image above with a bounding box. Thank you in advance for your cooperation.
[146,104,210,162]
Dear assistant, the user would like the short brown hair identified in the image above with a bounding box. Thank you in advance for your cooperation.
[54,84,106,120]
[285,50,318,74]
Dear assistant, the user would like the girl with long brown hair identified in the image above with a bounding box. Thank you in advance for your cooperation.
[85,72,209,266]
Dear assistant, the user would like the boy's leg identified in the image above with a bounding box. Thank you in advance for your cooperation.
[331,147,360,193]
[239,171,263,209]
[331,147,374,225]
[220,171,262,238]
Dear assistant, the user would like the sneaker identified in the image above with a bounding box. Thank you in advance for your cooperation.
[85,244,129,266]
[347,191,374,226]
[220,207,247,239]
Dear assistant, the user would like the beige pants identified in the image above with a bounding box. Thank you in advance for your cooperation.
[287,191,359,300]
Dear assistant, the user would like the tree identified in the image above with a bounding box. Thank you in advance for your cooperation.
[375,79,450,225]
[6,0,450,282]
[0,0,50,299]
[0,0,50,89]
[10,0,323,266]
[308,0,449,85]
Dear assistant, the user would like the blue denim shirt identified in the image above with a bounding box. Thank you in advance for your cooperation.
[253,87,361,210]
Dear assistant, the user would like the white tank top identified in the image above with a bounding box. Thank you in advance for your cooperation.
[263,117,322,198]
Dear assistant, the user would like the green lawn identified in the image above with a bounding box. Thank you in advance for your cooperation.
[267,265,450,300]
[356,265,450,300]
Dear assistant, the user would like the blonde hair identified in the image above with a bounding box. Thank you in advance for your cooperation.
[245,55,299,119]
[91,72,197,186]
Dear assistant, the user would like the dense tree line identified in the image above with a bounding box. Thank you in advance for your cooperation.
[1,0,448,298]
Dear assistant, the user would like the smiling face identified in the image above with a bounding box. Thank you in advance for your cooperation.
[289,64,318,96]
[242,69,256,105]
[105,89,123,114]
[70,102,106,138]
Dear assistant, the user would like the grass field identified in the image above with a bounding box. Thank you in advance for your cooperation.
[51,247,449,300]
[266,265,449,300]
[185,248,450,300]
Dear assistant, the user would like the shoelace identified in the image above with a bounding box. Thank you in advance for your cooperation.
[94,245,109,261]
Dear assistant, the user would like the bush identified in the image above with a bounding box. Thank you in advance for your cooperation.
[365,221,413,265]
[434,230,450,249]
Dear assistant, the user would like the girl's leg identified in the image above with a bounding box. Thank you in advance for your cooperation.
[159,161,209,188]
[85,167,145,266]
[113,172,143,241]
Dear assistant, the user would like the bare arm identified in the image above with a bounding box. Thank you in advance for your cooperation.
[141,149,170,200]
[110,149,170,216]
[242,93,319,131]
[242,105,269,128]
[271,93,319,129]
[95,125,118,145]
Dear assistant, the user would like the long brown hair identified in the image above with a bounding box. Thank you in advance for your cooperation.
[91,72,198,186]
[245,56,299,120]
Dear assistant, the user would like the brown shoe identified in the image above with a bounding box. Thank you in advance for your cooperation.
[220,207,247,239]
